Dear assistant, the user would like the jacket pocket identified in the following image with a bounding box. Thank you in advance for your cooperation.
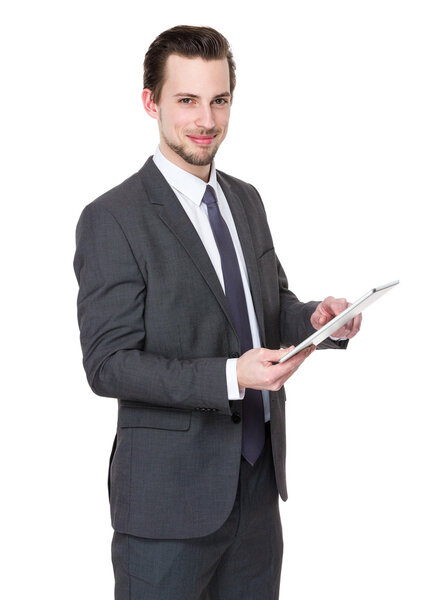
[118,404,191,431]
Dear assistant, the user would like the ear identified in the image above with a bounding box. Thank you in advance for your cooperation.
[142,89,159,120]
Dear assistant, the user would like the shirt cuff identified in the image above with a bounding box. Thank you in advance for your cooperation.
[226,358,245,400]
[329,336,348,341]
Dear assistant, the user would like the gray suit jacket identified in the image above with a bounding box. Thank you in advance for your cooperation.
[73,157,347,539]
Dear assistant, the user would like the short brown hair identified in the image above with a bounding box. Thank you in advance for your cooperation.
[143,25,236,104]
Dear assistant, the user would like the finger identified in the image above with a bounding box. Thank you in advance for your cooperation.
[340,309,362,339]
[330,298,349,316]
[347,312,362,338]
[331,322,349,337]
[315,310,334,328]
[277,346,316,385]
[342,318,354,337]
[324,297,348,316]
[314,297,349,328]
[266,348,305,376]
[317,314,328,326]
[283,345,315,369]
[316,301,335,325]
[260,346,295,365]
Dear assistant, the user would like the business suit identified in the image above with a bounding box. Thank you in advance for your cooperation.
[74,156,347,594]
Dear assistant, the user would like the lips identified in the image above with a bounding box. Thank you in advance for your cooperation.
[187,135,216,146]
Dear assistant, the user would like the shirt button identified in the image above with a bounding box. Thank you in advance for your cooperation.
[231,411,241,424]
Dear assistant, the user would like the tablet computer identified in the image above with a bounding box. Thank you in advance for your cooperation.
[278,280,399,364]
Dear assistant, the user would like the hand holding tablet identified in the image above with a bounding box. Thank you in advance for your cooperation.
[310,296,362,340]
[278,280,399,364]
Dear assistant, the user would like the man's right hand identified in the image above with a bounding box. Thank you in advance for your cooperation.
[236,346,316,392]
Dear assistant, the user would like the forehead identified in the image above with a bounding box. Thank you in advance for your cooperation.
[162,54,230,97]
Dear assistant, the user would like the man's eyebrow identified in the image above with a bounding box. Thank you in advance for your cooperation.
[173,92,231,99]
[173,93,200,99]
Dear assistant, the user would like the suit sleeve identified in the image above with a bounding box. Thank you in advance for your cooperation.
[247,182,348,351]
[73,202,232,415]
[277,256,348,350]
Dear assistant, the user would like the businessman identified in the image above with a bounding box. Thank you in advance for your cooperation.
[74,25,361,600]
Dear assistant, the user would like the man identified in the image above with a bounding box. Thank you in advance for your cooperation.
[74,25,361,600]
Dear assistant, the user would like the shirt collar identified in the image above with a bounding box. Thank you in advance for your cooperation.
[153,145,219,206]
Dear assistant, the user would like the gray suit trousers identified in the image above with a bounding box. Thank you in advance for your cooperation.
[111,423,283,600]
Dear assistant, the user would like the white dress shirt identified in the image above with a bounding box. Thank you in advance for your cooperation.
[153,147,271,422]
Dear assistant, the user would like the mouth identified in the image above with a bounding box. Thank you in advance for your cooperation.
[186,134,217,146]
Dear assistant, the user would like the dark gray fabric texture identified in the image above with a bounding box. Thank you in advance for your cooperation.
[73,157,348,540]
[112,423,283,600]
[202,184,265,466]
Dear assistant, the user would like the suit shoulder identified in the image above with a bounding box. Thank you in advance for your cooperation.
[84,170,145,216]
[74,157,166,247]
[74,159,154,235]
[216,169,266,216]
[216,169,257,192]
[217,169,264,201]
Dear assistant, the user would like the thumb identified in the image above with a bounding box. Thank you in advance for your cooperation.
[261,346,295,364]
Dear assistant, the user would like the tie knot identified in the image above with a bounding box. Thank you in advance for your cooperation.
[202,185,218,207]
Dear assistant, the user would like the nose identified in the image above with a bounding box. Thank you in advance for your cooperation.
[195,103,215,131]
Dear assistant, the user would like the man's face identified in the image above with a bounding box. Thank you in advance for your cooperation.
[150,54,231,177]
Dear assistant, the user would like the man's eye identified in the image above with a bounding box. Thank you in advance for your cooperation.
[180,98,193,104]
[214,98,227,105]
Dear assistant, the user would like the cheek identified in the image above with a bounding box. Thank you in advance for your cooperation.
[159,107,186,134]
[217,110,230,131]
[172,115,192,137]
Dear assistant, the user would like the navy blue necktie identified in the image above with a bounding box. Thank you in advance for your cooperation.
[202,185,265,466]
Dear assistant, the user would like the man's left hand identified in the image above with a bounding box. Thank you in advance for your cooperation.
[310,296,362,339]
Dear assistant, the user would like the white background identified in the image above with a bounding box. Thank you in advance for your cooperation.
[2,1,434,598]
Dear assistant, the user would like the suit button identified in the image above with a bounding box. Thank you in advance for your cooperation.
[231,411,241,424]
[229,352,239,358]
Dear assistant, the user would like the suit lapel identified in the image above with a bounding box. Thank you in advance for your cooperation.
[217,173,266,346]
[138,158,238,339]
[138,157,266,346]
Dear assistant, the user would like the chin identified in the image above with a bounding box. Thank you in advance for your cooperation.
[185,153,214,167]
[171,142,219,167]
